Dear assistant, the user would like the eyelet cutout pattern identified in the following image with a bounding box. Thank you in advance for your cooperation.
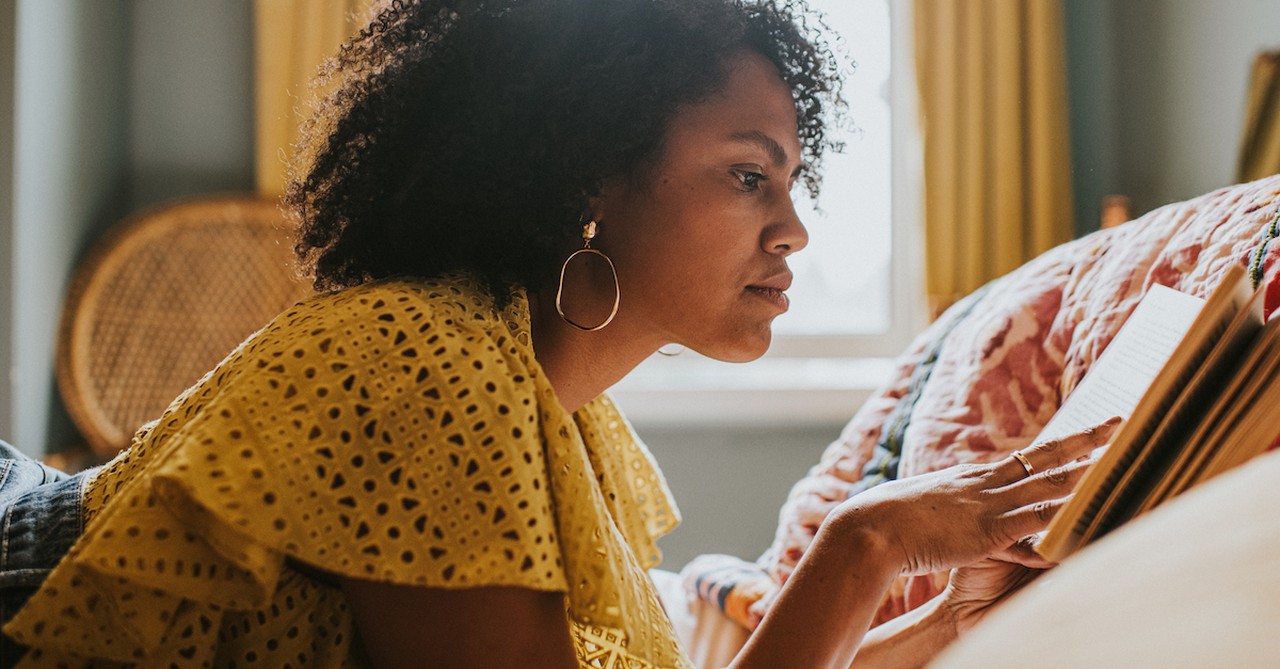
[7,276,690,669]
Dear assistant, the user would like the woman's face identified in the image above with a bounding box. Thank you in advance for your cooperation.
[594,50,809,362]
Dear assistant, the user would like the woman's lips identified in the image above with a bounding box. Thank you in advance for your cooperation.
[746,285,790,312]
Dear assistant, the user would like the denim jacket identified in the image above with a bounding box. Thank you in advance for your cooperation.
[0,441,97,668]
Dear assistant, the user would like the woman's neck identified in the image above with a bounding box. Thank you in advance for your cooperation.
[526,289,660,413]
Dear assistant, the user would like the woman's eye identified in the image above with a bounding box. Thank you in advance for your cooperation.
[733,169,767,192]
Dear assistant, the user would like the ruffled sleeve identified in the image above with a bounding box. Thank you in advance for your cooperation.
[6,280,569,666]
[573,396,680,567]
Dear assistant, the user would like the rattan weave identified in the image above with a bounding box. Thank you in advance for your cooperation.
[56,195,313,456]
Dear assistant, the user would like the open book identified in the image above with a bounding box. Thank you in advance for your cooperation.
[1037,265,1280,561]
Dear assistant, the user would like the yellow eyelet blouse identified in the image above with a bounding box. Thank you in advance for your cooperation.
[5,275,693,669]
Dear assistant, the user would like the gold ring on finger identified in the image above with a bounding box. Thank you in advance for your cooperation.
[1011,450,1035,478]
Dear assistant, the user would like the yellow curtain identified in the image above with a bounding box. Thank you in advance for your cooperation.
[253,0,374,196]
[1238,50,1280,183]
[914,0,1075,315]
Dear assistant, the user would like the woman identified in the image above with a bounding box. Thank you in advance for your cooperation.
[1,1,1114,667]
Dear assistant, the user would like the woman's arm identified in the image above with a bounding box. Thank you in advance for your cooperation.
[846,558,1039,669]
[726,502,955,669]
[341,579,579,669]
[728,418,1120,669]
[848,594,953,669]
[729,512,900,668]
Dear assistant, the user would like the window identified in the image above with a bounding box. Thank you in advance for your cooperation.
[612,0,924,426]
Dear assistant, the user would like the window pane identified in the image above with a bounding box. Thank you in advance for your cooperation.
[775,0,892,336]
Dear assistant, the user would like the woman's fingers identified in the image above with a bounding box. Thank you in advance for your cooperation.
[819,417,1120,578]
[1001,458,1092,507]
[978,419,1121,554]
[995,416,1121,483]
[991,459,1094,556]
[996,495,1071,541]
[989,535,1055,569]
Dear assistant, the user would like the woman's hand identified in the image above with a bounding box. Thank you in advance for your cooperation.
[941,559,1042,635]
[731,420,1119,669]
[831,417,1121,576]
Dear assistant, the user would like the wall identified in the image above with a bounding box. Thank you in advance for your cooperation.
[0,4,14,444]
[127,0,254,208]
[2,0,254,454]
[10,0,131,454]
[1113,0,1280,215]
[640,422,840,570]
[1064,0,1120,236]
[1068,0,1280,232]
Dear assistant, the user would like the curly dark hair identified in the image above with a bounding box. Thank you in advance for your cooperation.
[286,0,843,300]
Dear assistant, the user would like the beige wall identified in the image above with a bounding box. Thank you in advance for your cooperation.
[639,422,840,570]
[1112,0,1280,213]
[1067,0,1280,232]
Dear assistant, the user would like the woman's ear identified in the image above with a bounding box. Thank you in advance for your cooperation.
[586,177,628,226]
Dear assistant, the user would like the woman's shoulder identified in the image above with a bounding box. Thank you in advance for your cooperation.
[271,274,514,339]
[231,274,532,380]
[197,274,537,426]
[89,275,536,509]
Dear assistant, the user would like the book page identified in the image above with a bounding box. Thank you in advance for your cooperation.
[1039,268,1248,560]
[1036,285,1205,445]
[1076,269,1253,545]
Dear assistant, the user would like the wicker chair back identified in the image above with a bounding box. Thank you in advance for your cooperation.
[56,195,312,456]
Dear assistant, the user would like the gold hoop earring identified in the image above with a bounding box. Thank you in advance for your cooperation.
[555,220,620,331]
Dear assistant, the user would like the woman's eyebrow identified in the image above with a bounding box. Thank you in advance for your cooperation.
[727,130,790,167]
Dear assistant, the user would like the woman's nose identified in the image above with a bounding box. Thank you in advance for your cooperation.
[764,197,809,256]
